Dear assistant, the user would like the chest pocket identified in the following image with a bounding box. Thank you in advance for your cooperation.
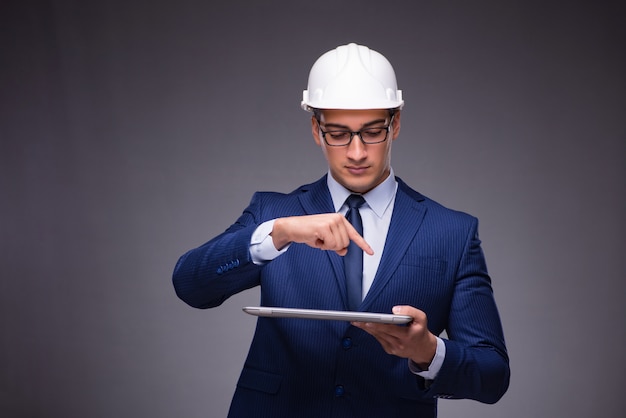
[399,254,447,273]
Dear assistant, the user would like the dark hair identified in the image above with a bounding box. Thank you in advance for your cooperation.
[311,108,397,119]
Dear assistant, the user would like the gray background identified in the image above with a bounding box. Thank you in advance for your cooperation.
[1,1,624,417]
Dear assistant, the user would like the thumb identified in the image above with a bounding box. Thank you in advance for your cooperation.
[392,305,406,314]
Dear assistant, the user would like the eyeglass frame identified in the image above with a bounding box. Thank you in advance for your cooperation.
[316,113,396,147]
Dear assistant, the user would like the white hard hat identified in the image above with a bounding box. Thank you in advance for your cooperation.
[301,43,404,111]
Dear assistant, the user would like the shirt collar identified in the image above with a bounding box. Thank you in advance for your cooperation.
[327,168,398,218]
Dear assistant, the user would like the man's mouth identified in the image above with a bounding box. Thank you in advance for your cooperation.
[346,166,368,175]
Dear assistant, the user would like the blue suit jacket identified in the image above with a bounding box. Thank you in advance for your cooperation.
[173,176,509,417]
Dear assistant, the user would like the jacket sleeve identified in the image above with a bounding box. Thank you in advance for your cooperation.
[172,193,265,309]
[424,218,510,404]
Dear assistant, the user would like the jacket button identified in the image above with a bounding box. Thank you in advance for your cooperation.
[341,338,352,350]
[334,385,345,397]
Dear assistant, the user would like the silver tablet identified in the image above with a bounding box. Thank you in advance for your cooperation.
[243,306,412,324]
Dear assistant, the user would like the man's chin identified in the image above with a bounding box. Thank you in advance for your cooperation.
[344,180,375,194]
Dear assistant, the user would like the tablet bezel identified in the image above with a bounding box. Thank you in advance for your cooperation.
[243,306,413,324]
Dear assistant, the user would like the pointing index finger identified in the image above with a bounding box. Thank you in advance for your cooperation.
[346,224,374,256]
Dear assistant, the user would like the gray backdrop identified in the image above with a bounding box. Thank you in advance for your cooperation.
[1,1,624,417]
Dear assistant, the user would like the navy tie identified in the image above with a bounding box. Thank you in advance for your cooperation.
[344,194,366,311]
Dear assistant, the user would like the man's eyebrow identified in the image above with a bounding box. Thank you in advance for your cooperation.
[322,118,389,130]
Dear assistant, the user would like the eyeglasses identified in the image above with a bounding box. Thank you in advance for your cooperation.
[317,115,395,147]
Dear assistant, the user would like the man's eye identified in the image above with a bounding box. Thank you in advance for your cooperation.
[329,131,350,140]
[362,128,384,138]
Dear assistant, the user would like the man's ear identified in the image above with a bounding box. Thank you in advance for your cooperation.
[391,111,401,140]
[311,116,322,146]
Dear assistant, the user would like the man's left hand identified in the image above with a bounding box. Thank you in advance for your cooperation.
[352,305,437,370]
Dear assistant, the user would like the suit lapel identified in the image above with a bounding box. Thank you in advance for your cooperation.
[297,175,335,216]
[361,179,427,310]
[297,176,350,308]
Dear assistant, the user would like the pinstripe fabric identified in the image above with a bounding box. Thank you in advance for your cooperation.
[173,175,510,417]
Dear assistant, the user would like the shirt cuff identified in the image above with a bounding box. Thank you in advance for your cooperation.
[250,219,290,265]
[408,337,446,380]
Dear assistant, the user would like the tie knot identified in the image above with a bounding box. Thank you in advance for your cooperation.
[345,194,366,210]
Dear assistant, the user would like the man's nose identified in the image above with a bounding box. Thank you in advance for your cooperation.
[346,133,367,159]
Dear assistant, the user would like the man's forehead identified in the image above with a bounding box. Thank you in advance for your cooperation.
[318,109,391,124]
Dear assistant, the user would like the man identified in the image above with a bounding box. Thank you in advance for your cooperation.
[173,43,510,417]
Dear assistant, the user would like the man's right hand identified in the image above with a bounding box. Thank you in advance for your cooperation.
[270,214,373,256]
